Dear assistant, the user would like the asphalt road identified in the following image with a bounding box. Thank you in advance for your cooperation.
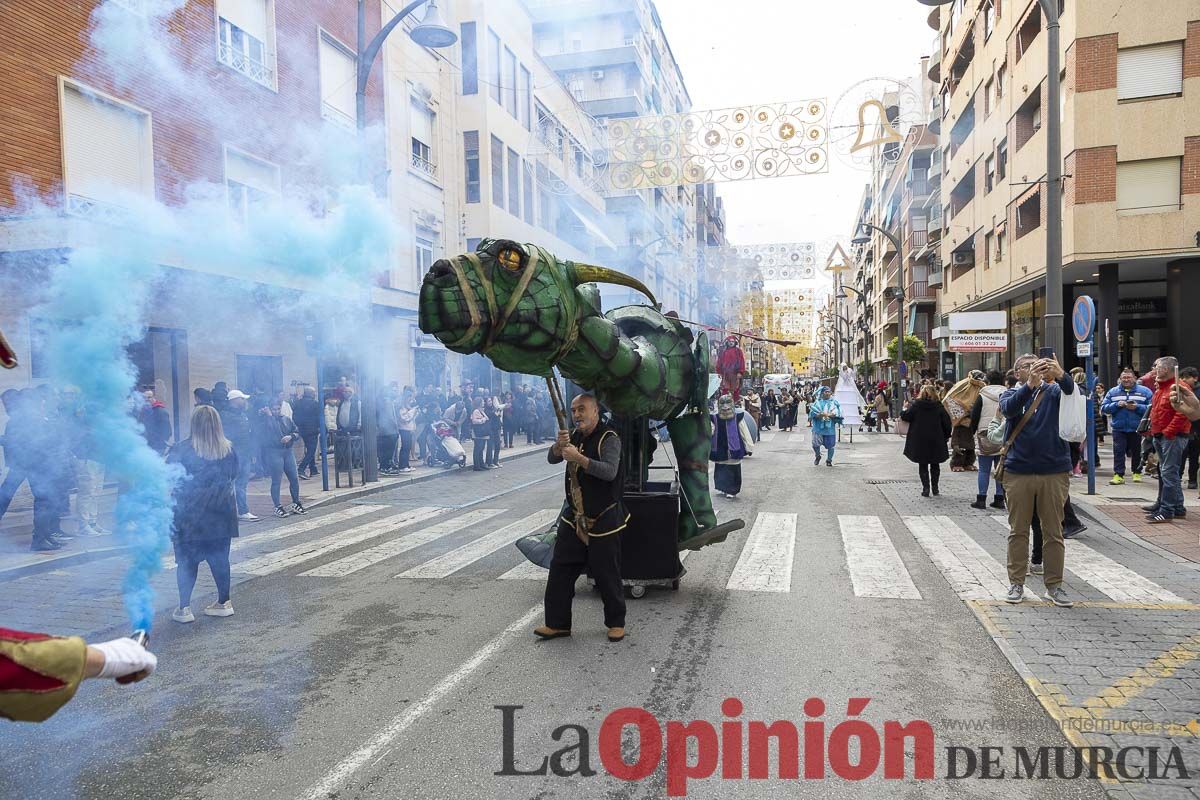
[0,432,1138,799]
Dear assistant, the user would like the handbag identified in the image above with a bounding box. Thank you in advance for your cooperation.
[1058,383,1087,442]
[977,408,1006,456]
[895,417,910,436]
[993,390,1044,484]
[1136,413,1152,434]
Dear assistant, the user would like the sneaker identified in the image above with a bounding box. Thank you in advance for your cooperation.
[1047,587,1074,608]
[814,455,821,465]
[30,537,63,552]
[274,505,289,518]
[1146,512,1174,524]
[1132,472,1142,483]
[1142,504,1160,513]
[76,523,106,537]
[826,460,833,467]
[203,600,234,617]
[1030,562,1044,575]
[290,502,307,515]
[172,606,195,623]
[1063,523,1087,538]
[1190,480,1198,491]
[1109,474,1125,486]
[51,530,75,542]
[238,512,260,522]
[398,467,415,473]
[1005,584,1024,604]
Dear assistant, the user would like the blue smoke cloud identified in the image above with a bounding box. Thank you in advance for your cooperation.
[10,0,399,631]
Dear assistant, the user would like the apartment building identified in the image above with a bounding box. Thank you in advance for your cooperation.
[927,0,1200,379]
[694,181,729,327]
[529,0,701,320]
[846,106,941,381]
[0,0,395,439]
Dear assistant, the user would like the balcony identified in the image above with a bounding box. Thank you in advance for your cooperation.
[906,228,928,251]
[411,153,438,180]
[907,280,936,302]
[928,269,944,289]
[218,42,274,89]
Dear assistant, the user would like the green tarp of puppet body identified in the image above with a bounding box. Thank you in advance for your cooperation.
[418,238,745,561]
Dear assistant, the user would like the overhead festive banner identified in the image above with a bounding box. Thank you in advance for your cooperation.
[602,100,828,190]
[703,242,819,280]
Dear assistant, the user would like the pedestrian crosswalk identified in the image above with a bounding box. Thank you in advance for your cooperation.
[208,502,1192,608]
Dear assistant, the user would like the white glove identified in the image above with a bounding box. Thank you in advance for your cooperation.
[93,637,158,680]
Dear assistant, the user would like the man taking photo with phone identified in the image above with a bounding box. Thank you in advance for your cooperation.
[1141,356,1191,523]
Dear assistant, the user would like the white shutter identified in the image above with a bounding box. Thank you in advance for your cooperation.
[62,85,150,204]
[1117,157,1181,214]
[225,149,279,193]
[1117,42,1183,100]
[320,35,356,121]
[410,100,433,146]
[217,0,268,44]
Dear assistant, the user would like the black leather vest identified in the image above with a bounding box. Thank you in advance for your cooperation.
[562,423,627,536]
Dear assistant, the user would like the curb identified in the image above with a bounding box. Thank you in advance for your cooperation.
[0,445,546,582]
[1072,498,1200,572]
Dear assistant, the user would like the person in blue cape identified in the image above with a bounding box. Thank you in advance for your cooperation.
[809,385,842,466]
[710,394,753,497]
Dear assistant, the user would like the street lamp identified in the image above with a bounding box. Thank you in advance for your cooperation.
[353,0,457,483]
[916,0,1063,357]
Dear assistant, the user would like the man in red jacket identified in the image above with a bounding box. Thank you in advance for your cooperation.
[1141,357,1192,523]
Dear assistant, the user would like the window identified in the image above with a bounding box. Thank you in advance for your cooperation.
[503,47,517,117]
[997,140,1008,181]
[415,236,434,283]
[1117,42,1184,101]
[996,62,1006,100]
[985,153,996,192]
[996,229,1006,260]
[1117,157,1182,215]
[410,98,436,179]
[1015,88,1041,151]
[225,147,280,223]
[319,33,356,128]
[1016,6,1041,61]
[487,29,501,104]
[520,66,532,130]
[984,78,993,116]
[984,232,994,269]
[490,134,504,207]
[984,0,996,38]
[216,0,274,88]
[1015,189,1041,239]
[464,131,480,203]
[507,148,520,215]
[522,162,534,225]
[60,82,153,217]
[460,22,478,95]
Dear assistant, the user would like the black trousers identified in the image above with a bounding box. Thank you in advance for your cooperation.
[472,435,488,470]
[918,462,941,490]
[544,520,625,630]
[1031,498,1080,562]
[487,432,501,465]
[378,434,398,470]
[298,433,319,475]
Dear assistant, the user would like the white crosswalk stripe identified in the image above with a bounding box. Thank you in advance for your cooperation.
[988,516,1186,604]
[300,509,507,578]
[162,504,389,570]
[904,515,1042,601]
[838,516,921,600]
[726,512,796,592]
[398,509,560,579]
[235,507,444,576]
[758,432,776,443]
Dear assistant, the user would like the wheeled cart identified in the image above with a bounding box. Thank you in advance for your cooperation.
[588,470,683,599]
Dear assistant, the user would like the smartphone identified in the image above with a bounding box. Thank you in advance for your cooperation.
[1037,347,1056,360]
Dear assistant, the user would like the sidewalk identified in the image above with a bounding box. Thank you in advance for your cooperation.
[0,439,548,577]
[1070,438,1200,564]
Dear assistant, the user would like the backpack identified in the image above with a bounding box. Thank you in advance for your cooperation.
[977,409,1006,456]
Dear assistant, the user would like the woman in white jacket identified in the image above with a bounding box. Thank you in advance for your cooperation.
[968,370,1012,510]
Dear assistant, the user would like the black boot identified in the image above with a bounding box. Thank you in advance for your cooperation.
[932,480,939,496]
[991,495,1006,510]
[921,478,930,498]
[970,494,987,510]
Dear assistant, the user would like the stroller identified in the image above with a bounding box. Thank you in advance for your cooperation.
[860,406,877,433]
[427,420,467,468]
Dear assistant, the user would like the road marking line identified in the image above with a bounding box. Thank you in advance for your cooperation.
[299,604,541,800]
[988,516,1187,604]
[300,509,507,577]
[838,515,922,600]
[904,515,1042,601]
[235,507,444,576]
[162,504,389,570]
[758,432,776,442]
[397,509,559,579]
[726,512,796,592]
[1080,633,1200,738]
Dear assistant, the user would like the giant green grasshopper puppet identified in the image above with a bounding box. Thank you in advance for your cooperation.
[418,238,743,551]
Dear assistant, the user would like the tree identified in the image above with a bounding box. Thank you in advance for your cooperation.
[887,335,927,363]
[855,359,872,377]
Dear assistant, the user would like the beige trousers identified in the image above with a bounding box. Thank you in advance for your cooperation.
[1002,471,1070,588]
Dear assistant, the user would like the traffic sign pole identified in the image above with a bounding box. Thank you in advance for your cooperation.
[1073,296,1097,496]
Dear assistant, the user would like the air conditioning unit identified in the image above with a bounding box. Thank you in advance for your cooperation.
[952,252,974,266]
[592,70,605,80]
